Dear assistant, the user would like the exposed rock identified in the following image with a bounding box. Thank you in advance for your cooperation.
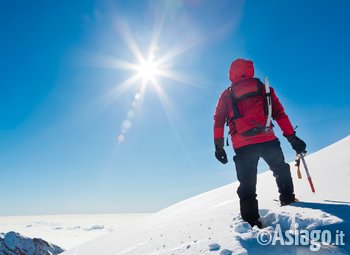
[0,231,64,255]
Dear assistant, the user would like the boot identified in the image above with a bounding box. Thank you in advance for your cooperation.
[248,219,263,229]
[240,198,260,224]
[280,193,297,206]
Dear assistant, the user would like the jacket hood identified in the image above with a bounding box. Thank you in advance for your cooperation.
[229,58,254,84]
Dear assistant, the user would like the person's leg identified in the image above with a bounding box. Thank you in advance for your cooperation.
[260,139,295,204]
[234,145,260,225]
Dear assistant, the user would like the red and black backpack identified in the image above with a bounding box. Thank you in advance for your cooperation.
[227,78,270,137]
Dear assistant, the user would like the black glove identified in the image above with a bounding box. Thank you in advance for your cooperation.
[214,138,228,164]
[285,133,306,154]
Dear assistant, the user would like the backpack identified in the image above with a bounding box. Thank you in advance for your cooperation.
[227,78,270,137]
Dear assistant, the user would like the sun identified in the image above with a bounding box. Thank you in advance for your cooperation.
[136,57,160,84]
[96,18,207,143]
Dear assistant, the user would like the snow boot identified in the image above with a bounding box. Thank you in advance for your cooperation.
[280,193,298,206]
[248,220,263,229]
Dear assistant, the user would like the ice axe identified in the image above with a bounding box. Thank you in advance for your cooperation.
[294,157,302,179]
[295,153,315,193]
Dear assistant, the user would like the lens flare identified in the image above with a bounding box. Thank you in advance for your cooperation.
[89,2,235,144]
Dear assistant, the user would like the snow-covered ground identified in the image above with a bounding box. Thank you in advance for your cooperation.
[0,214,150,250]
[61,135,350,255]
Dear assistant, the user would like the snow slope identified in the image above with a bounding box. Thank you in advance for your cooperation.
[63,135,350,255]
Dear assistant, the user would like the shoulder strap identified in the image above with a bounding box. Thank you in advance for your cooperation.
[228,87,242,120]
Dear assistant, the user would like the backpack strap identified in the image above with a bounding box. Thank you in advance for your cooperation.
[228,87,242,120]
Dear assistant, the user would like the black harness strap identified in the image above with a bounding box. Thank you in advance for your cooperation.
[228,87,242,120]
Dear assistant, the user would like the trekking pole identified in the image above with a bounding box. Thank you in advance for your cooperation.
[299,153,316,193]
[294,156,302,179]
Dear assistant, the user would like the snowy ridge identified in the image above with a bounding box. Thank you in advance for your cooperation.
[0,231,64,255]
[63,135,350,255]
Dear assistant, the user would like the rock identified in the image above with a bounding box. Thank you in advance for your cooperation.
[0,231,64,255]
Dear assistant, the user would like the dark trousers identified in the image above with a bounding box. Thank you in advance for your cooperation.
[233,139,294,223]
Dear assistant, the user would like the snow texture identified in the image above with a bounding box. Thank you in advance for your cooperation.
[61,136,350,254]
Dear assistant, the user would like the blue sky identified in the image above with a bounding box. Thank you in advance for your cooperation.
[1,0,349,216]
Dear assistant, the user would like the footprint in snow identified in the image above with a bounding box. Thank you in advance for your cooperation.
[220,249,233,255]
[208,243,220,251]
[232,215,241,221]
[234,222,251,233]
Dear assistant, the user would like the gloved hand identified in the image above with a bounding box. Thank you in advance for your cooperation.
[214,138,228,164]
[285,133,306,154]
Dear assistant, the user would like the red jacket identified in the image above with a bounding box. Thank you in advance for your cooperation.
[213,59,295,149]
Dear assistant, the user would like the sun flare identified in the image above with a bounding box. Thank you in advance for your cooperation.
[97,16,208,144]
[137,57,160,84]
